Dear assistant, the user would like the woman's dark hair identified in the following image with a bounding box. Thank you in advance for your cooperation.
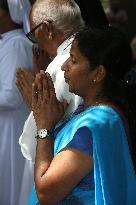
[75,26,136,172]
[74,0,109,28]
[0,0,9,12]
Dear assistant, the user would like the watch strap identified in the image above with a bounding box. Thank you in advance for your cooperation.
[36,129,54,139]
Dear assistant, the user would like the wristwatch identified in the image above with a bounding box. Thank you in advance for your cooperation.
[36,129,54,139]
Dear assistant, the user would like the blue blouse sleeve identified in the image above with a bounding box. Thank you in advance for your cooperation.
[65,126,93,157]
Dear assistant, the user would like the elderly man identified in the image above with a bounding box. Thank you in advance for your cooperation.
[17,0,84,162]
[17,0,108,162]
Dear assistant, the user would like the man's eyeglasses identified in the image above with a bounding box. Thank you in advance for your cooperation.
[26,22,44,44]
[26,20,52,44]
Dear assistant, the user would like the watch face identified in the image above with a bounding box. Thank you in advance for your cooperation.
[37,129,47,138]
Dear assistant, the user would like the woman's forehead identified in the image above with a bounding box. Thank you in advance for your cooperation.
[70,41,79,56]
[71,40,89,62]
[71,40,78,51]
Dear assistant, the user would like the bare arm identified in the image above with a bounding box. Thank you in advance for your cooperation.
[35,142,93,205]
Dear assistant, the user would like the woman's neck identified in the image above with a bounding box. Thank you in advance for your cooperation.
[82,85,106,109]
[83,95,125,118]
[83,98,107,110]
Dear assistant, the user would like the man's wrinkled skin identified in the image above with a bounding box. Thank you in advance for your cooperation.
[16,68,34,109]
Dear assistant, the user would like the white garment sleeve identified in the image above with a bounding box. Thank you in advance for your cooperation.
[19,111,37,161]
[0,38,32,110]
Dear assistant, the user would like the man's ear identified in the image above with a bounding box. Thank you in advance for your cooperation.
[43,21,53,40]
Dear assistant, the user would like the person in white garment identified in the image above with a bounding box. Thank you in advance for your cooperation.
[0,0,34,205]
[17,0,109,163]
[17,0,84,163]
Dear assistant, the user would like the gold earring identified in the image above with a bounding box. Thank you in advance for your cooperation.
[90,79,96,86]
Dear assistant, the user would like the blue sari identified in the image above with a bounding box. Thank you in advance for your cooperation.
[27,105,136,205]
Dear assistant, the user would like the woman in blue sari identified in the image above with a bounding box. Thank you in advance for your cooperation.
[28,26,136,205]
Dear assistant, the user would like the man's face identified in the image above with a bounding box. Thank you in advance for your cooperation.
[29,11,45,48]
[29,11,58,59]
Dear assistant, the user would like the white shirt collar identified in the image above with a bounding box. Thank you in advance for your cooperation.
[57,35,74,56]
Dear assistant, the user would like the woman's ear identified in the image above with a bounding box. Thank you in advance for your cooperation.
[92,65,106,83]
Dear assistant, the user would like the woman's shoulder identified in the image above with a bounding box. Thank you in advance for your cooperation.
[54,105,127,155]
[60,104,126,141]
[56,105,124,140]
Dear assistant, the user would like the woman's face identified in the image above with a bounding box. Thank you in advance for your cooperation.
[62,40,93,96]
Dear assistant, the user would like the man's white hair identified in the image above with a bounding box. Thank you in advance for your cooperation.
[32,0,85,35]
